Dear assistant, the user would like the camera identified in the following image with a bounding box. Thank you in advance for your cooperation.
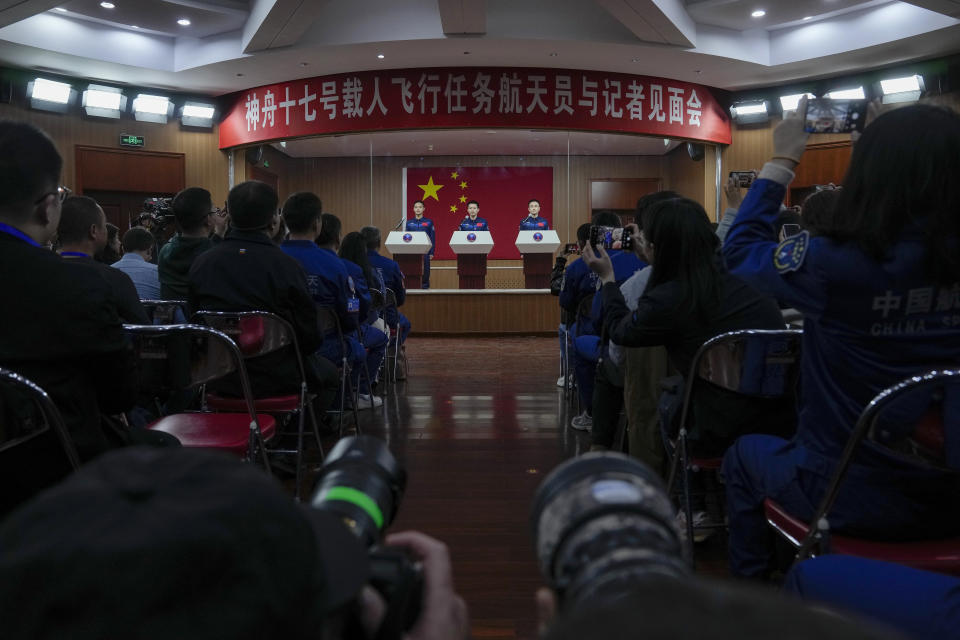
[310,435,423,639]
[531,453,687,611]
[589,225,633,251]
[134,197,175,232]
[729,171,757,188]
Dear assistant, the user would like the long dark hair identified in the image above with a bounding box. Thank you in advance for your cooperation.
[642,197,722,320]
[339,231,378,288]
[832,104,960,283]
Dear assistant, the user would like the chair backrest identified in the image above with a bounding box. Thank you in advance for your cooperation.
[384,287,398,309]
[369,288,386,315]
[140,299,188,325]
[315,306,345,342]
[192,310,296,358]
[677,329,803,433]
[0,368,80,469]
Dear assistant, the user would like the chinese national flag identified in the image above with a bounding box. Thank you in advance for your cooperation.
[405,166,553,259]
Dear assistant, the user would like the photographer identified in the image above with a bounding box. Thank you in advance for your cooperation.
[158,187,228,300]
[0,447,469,640]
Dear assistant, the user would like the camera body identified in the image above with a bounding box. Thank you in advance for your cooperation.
[135,197,175,232]
[729,171,757,188]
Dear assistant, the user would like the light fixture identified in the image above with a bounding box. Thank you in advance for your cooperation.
[730,100,769,124]
[779,92,814,112]
[181,101,216,127]
[802,16,812,20]
[133,93,172,123]
[54,7,67,12]
[100,2,115,8]
[177,18,190,26]
[28,78,74,113]
[82,84,125,118]
[131,25,138,29]
[280,141,287,148]
[377,53,385,59]
[751,9,766,18]
[825,86,865,99]
[881,74,922,104]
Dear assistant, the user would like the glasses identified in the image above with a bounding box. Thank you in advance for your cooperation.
[34,186,71,205]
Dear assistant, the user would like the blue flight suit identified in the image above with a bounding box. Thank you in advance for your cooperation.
[367,249,411,345]
[785,556,960,640]
[459,217,490,231]
[720,165,960,577]
[405,216,435,289]
[281,241,366,392]
[342,258,388,390]
[519,216,550,230]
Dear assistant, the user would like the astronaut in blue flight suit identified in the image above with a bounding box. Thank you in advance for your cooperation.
[721,100,960,578]
[458,200,489,231]
[362,226,412,346]
[518,199,550,230]
[405,200,435,289]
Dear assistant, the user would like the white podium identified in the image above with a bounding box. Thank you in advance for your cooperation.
[386,230,432,289]
[449,230,493,288]
[515,230,560,289]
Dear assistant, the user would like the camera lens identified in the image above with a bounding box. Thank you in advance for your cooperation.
[531,453,687,610]
[310,435,407,547]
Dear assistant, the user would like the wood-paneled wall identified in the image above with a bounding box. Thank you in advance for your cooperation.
[404,291,559,333]
[0,100,231,205]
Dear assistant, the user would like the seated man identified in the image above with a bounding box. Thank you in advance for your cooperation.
[158,187,227,300]
[112,226,161,300]
[57,195,148,324]
[0,121,138,511]
[188,181,337,412]
[361,225,412,347]
[338,231,390,386]
[280,197,382,410]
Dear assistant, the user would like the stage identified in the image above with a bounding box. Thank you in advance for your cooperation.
[404,289,559,335]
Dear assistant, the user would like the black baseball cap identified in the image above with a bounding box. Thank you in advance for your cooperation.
[0,447,369,640]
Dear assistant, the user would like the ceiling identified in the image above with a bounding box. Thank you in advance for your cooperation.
[0,0,958,157]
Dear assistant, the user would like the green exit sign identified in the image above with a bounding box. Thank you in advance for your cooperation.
[120,134,144,147]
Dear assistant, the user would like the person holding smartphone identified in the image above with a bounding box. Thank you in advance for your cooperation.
[519,199,550,230]
[405,200,435,289]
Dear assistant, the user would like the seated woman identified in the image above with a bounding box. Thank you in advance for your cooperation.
[338,231,389,387]
[721,101,960,578]
[582,198,792,458]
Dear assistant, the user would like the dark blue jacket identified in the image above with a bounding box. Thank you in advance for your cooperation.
[519,216,550,230]
[723,175,960,467]
[281,241,358,332]
[342,258,375,326]
[459,217,490,231]
[559,257,598,315]
[405,217,436,257]
[368,250,405,326]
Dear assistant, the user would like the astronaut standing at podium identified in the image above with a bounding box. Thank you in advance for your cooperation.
[459,200,490,231]
[405,200,435,289]
[518,198,550,230]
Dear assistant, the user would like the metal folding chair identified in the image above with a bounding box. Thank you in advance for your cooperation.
[139,299,188,325]
[664,328,802,559]
[369,288,390,390]
[766,368,960,576]
[125,323,275,473]
[384,287,405,383]
[193,310,324,500]
[315,307,361,438]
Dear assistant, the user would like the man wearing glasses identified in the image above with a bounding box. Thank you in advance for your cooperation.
[157,187,228,300]
[0,121,141,515]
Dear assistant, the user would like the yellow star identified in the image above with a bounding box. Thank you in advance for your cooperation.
[449,204,458,213]
[459,181,468,189]
[459,195,467,203]
[450,171,459,179]
[418,176,444,202]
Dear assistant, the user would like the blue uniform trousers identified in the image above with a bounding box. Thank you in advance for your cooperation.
[361,325,388,389]
[573,333,601,415]
[422,255,431,289]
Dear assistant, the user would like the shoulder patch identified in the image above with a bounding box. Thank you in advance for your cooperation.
[773,230,810,274]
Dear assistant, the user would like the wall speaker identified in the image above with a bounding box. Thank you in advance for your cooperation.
[686,142,704,162]
[245,145,264,166]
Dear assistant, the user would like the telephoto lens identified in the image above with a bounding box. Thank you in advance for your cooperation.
[310,435,407,547]
[531,452,687,611]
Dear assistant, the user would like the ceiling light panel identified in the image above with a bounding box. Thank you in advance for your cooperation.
[133,94,170,115]
[825,87,865,99]
[880,75,921,94]
[779,93,814,111]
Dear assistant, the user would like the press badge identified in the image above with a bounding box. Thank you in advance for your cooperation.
[773,230,810,274]
[347,296,360,313]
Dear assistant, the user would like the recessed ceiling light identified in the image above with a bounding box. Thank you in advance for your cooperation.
[100,2,115,8]
[548,52,558,57]
[377,53,385,59]
[299,62,308,67]
[751,9,766,18]
[802,16,812,20]
[631,58,641,62]
[177,18,191,26]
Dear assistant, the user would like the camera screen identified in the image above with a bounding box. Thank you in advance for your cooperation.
[590,225,632,251]
[563,242,581,255]
[729,171,757,188]
[803,98,867,134]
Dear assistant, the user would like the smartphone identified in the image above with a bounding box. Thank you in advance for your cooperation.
[803,98,868,134]
[563,242,580,255]
[729,171,757,188]
[779,223,803,241]
[590,225,633,251]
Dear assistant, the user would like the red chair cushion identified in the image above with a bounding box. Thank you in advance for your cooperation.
[690,456,722,470]
[764,498,960,576]
[205,392,300,413]
[237,316,265,356]
[147,413,276,457]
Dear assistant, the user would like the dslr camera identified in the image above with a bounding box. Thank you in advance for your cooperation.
[134,196,175,231]
[311,435,424,640]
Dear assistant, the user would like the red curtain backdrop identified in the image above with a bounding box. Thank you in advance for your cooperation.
[405,167,554,260]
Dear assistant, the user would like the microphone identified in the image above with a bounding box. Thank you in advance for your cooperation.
[394,217,405,231]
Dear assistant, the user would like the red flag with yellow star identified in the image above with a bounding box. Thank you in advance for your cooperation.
[405,166,553,259]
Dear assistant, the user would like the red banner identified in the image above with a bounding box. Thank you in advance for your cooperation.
[219,67,731,148]
[405,166,553,260]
